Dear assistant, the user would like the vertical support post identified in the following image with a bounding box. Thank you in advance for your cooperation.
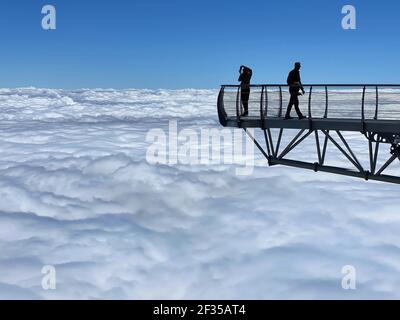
[236,86,241,122]
[361,86,366,132]
[324,86,329,118]
[265,86,269,119]
[278,86,283,118]
[361,86,366,133]
[374,86,379,120]
[308,86,313,119]
[260,86,265,128]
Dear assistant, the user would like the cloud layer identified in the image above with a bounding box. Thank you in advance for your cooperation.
[0,88,400,299]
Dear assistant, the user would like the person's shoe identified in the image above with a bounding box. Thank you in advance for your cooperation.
[285,115,293,120]
[242,111,249,117]
[299,115,306,120]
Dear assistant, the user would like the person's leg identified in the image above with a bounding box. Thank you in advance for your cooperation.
[241,90,250,116]
[293,95,304,118]
[285,94,294,118]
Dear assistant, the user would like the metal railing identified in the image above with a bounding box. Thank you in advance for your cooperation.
[218,84,400,125]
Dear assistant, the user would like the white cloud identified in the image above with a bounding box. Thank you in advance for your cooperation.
[0,88,399,299]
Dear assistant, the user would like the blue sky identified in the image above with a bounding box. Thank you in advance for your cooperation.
[0,0,399,88]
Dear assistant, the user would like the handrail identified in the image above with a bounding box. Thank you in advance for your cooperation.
[222,84,400,88]
[220,83,400,124]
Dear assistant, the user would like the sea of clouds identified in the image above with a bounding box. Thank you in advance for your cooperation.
[1,88,400,299]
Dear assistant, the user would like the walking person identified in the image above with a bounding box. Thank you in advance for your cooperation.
[285,62,306,120]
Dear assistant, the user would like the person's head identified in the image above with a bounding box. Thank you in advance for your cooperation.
[295,62,301,71]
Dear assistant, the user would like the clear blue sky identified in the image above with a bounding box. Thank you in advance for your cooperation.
[0,0,399,88]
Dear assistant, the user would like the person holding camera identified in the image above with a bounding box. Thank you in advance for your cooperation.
[238,65,253,117]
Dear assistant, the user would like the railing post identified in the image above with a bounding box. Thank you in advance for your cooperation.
[217,86,228,126]
[324,86,328,118]
[361,86,366,132]
[374,86,379,120]
[260,86,265,128]
[278,86,283,118]
[265,86,269,119]
[236,86,241,122]
[308,86,313,119]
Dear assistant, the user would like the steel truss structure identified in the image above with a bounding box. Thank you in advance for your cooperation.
[244,127,400,184]
[217,84,400,185]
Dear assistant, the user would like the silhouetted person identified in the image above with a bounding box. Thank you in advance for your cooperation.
[238,65,252,116]
[285,62,306,120]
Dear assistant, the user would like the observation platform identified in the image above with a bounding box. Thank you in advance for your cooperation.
[217,84,400,184]
[218,84,400,132]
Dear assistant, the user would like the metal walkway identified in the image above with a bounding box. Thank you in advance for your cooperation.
[217,84,400,184]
